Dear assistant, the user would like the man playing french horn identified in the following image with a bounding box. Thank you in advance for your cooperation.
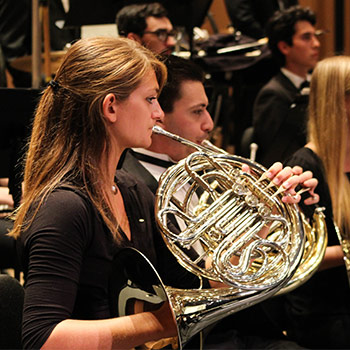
[119,55,321,349]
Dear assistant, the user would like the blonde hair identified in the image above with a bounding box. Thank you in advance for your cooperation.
[10,37,167,239]
[308,55,350,236]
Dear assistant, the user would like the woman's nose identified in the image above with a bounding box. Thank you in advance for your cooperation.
[152,101,164,122]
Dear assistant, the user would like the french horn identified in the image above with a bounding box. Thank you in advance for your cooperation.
[335,224,350,287]
[115,126,327,349]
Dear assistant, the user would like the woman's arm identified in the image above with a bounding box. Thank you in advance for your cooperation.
[42,303,176,350]
[318,245,345,271]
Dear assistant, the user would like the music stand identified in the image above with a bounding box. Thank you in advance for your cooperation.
[0,88,42,207]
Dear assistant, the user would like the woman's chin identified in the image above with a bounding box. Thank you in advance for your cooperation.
[140,139,152,149]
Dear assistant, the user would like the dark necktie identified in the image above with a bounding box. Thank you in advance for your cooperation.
[132,151,175,169]
[300,80,310,90]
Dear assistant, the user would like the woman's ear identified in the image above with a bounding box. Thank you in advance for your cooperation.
[102,93,118,123]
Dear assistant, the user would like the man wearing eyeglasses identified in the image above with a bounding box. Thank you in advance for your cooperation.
[116,2,176,55]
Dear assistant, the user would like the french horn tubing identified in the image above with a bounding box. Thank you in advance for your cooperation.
[335,224,350,287]
[153,126,327,292]
[115,127,327,349]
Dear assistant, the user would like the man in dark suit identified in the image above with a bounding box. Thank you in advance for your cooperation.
[252,6,320,167]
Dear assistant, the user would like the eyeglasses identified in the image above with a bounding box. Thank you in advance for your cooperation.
[142,29,177,42]
[298,29,328,42]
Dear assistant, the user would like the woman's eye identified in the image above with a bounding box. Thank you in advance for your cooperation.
[147,97,157,104]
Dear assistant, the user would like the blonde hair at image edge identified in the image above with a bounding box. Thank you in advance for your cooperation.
[308,55,350,236]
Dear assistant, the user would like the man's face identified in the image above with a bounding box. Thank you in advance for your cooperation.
[141,16,176,55]
[160,80,214,161]
[281,20,320,76]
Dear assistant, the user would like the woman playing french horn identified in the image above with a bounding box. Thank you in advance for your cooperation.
[10,37,318,350]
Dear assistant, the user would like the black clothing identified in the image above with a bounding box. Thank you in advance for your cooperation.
[0,274,24,349]
[275,147,350,349]
[287,148,336,241]
[0,0,31,87]
[0,218,16,269]
[204,328,305,349]
[119,149,190,236]
[0,0,31,62]
[19,170,205,349]
[0,0,79,87]
[132,150,175,169]
[119,149,162,194]
[253,71,308,167]
[224,0,298,39]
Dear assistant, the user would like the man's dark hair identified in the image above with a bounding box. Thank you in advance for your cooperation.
[267,5,316,66]
[158,55,205,113]
[116,2,168,37]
